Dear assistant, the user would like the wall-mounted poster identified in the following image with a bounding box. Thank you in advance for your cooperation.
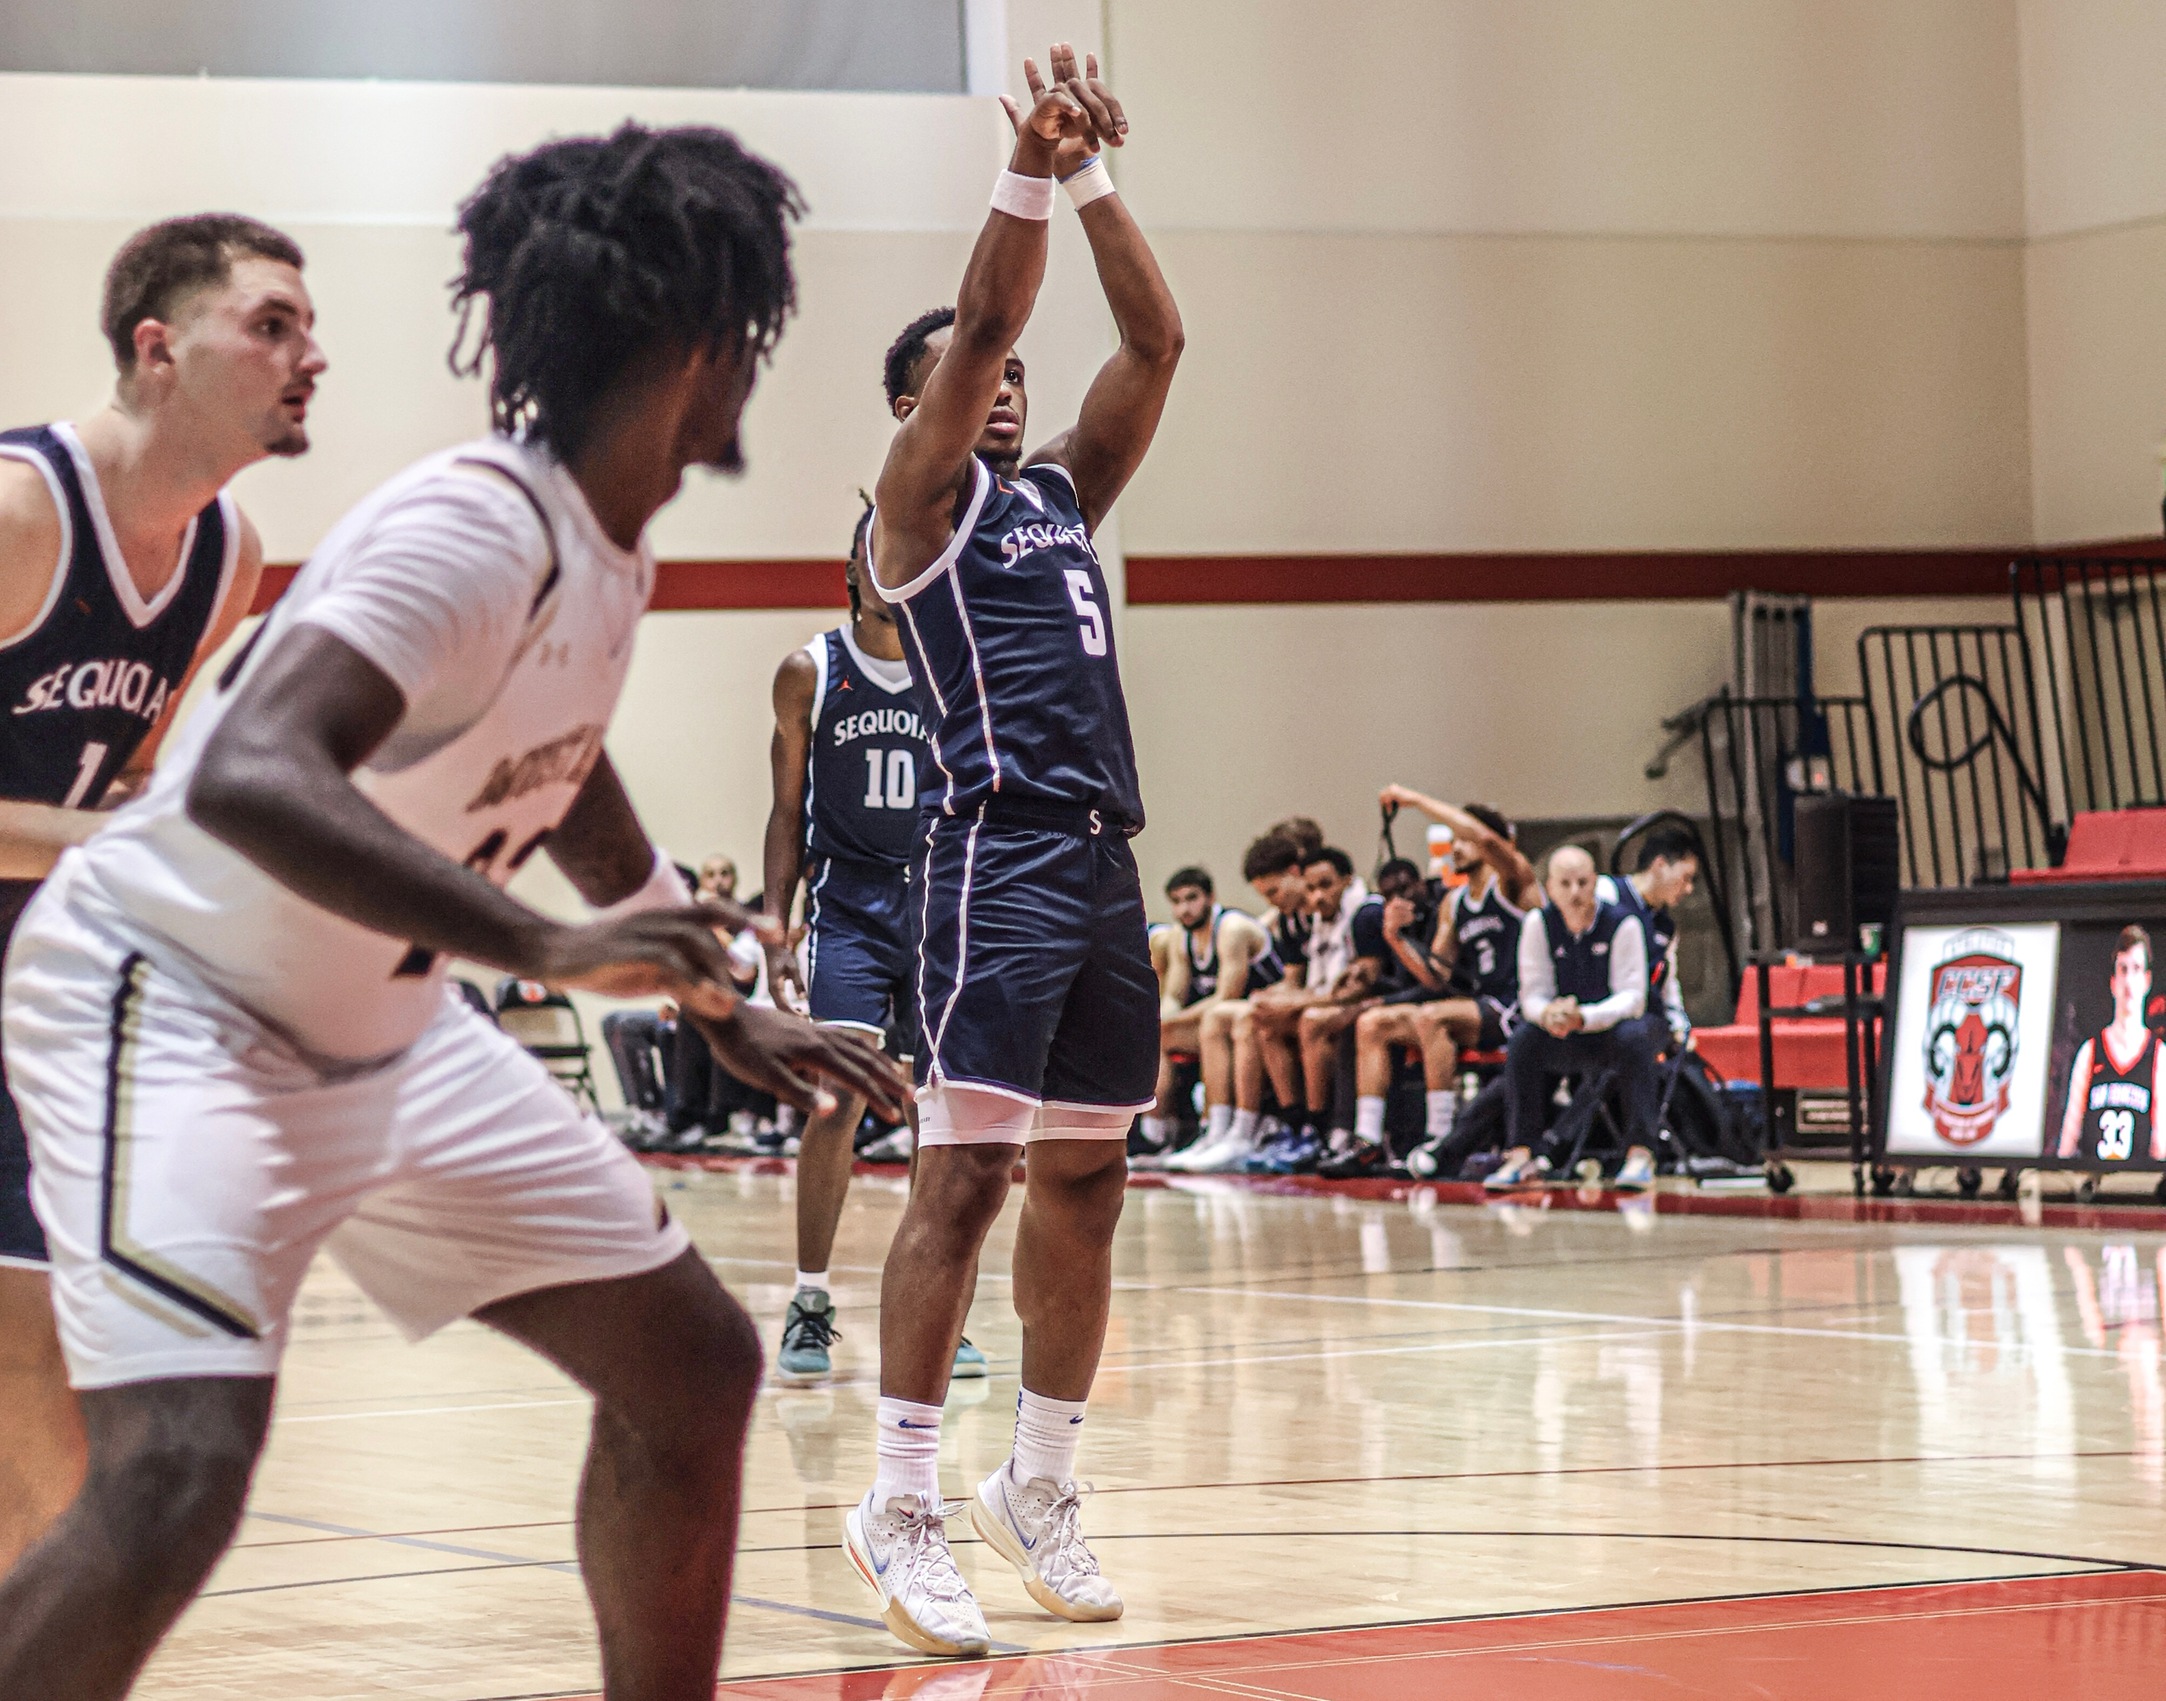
[1883,922,2061,1160]
[2042,920,2166,1169]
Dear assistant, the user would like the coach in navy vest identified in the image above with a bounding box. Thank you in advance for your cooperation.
[1484,844,1655,1189]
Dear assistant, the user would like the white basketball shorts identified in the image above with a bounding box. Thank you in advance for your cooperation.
[2,877,688,1390]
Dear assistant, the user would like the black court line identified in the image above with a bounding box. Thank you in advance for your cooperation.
[234,1511,1016,1650]
[255,1445,2146,1543]
[706,1525,2163,1572]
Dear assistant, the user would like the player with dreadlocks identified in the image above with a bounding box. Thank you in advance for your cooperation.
[0,123,906,1700]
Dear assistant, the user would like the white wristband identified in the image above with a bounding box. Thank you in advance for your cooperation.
[1060,154,1117,210]
[592,846,695,920]
[991,169,1056,221]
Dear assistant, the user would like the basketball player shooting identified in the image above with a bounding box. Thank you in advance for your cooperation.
[0,126,905,1701]
[2057,925,2165,1162]
[844,46,1183,1658]
[0,215,305,1573]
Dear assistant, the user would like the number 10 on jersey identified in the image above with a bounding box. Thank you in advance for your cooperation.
[862,747,916,810]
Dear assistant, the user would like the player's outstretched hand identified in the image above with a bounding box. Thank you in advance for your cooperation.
[526,905,772,999]
[687,1002,911,1121]
[998,44,1123,173]
[1049,44,1126,150]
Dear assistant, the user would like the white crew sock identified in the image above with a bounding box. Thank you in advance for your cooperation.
[1204,1103,1234,1144]
[1425,1090,1458,1140]
[795,1268,828,1295]
[1140,1113,1167,1147]
[1010,1387,1086,1486]
[1354,1095,1386,1145]
[1229,1108,1260,1147]
[873,1396,944,1506]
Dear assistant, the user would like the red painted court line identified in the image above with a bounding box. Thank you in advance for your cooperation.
[699,1571,2166,1698]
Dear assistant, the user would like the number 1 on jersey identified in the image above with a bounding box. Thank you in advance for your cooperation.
[61,741,109,809]
[1065,569,1108,657]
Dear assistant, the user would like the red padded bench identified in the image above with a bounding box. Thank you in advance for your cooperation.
[2010,807,2166,884]
[1695,962,1884,1090]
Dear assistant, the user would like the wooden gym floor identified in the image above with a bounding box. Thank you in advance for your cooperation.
[123,1162,2166,1698]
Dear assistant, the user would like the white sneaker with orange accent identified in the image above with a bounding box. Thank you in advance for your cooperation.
[844,1491,990,1657]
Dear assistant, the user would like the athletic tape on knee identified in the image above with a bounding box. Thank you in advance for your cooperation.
[917,1082,1036,1145]
[1032,1103,1137,1142]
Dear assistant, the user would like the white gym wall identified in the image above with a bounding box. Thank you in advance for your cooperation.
[0,0,2157,958]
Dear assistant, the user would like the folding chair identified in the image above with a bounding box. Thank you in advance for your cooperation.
[493,977,601,1112]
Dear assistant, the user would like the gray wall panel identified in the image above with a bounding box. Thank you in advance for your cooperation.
[0,0,966,92]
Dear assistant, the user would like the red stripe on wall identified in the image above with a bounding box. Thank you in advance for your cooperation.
[250,563,297,613]
[251,558,848,617]
[646,560,847,611]
[1129,550,2013,604]
[251,541,2166,616]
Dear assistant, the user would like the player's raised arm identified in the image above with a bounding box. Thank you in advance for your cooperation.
[1026,47,1184,531]
[1382,784,1541,908]
[871,59,1095,590]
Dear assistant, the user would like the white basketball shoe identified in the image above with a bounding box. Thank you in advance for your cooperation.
[844,1491,991,1657]
[969,1464,1124,1622]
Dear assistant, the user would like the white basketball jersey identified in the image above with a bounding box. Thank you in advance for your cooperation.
[67,436,652,1063]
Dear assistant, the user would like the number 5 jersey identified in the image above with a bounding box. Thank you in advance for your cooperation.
[872,456,1143,832]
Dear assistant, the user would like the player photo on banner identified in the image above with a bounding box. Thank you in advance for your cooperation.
[2043,920,2166,1168]
[1885,922,2061,1159]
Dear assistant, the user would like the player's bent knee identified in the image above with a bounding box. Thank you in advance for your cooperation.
[79,1383,271,1583]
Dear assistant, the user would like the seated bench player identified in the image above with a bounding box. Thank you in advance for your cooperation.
[1177,832,1313,1171]
[1142,865,1282,1158]
[1348,793,1540,1177]
[1596,823,1699,1188]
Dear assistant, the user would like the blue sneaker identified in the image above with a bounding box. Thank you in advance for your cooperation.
[951,1336,989,1379]
[778,1290,838,1382]
[1243,1124,1302,1173]
[1261,1129,1326,1174]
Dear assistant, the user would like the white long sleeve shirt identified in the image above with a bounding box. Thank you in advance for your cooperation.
[1517,905,1648,1033]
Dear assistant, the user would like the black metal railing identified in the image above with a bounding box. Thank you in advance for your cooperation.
[2015,556,2166,820]
[1857,623,2057,888]
[1694,689,1879,963]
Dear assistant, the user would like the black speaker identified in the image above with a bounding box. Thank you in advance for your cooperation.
[1793,792,1900,952]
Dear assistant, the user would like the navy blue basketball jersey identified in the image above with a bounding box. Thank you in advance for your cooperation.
[1181,905,1287,1006]
[1449,880,1525,1005]
[803,625,927,867]
[0,423,234,933]
[878,457,1143,830]
[1600,873,1676,994]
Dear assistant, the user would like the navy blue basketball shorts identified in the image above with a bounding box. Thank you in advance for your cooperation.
[911,813,1158,1124]
[804,855,918,1059]
[0,1058,48,1267]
